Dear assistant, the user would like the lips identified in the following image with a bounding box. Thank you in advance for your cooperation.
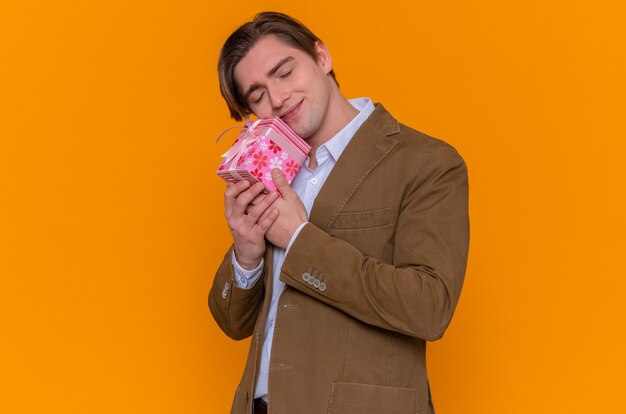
[280,100,303,121]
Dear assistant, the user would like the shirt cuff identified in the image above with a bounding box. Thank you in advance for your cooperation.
[285,221,308,255]
[231,251,263,289]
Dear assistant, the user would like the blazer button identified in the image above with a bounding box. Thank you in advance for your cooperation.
[308,277,315,286]
[221,282,230,299]
[313,279,320,288]
[319,282,327,292]
[302,272,311,282]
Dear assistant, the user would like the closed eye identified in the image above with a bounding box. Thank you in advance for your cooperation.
[280,69,292,78]
[253,92,264,104]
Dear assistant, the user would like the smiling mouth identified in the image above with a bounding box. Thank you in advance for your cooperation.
[280,100,303,120]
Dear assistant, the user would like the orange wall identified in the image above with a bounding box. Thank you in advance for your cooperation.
[1,1,625,412]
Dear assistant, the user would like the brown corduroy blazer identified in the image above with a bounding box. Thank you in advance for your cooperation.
[209,103,470,414]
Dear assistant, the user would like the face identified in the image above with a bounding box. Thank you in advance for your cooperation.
[233,35,334,141]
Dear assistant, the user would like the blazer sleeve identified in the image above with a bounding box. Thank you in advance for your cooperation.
[208,246,266,340]
[280,146,469,341]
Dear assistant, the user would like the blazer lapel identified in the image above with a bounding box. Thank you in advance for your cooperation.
[309,103,401,232]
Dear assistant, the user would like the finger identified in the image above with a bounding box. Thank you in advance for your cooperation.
[250,192,267,206]
[244,191,279,224]
[232,182,266,218]
[224,180,249,199]
[224,180,250,217]
[255,207,279,234]
[271,169,293,200]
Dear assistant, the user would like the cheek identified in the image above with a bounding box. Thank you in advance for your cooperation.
[302,70,328,102]
[250,103,272,119]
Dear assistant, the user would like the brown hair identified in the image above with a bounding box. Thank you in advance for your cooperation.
[218,11,338,121]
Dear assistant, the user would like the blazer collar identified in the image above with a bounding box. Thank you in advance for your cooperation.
[308,103,400,232]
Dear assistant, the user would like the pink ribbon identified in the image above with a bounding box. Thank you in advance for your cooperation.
[216,116,263,168]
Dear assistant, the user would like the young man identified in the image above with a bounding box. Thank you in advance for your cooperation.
[209,12,469,414]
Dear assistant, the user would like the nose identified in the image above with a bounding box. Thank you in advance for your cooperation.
[267,83,290,111]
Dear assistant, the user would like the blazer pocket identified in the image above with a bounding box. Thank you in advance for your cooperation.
[328,382,418,414]
[331,208,392,230]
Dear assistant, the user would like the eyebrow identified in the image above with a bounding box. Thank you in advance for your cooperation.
[243,56,294,101]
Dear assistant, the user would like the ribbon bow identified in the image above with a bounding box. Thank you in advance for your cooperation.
[216,116,263,168]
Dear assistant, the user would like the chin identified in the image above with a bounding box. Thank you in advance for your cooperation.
[296,127,315,140]
[293,119,319,140]
[284,121,305,138]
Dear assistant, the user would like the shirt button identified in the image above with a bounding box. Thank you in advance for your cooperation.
[310,178,318,184]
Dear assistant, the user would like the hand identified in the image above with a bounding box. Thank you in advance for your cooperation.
[265,169,308,249]
[224,180,280,269]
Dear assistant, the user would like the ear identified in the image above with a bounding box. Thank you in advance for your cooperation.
[314,41,333,75]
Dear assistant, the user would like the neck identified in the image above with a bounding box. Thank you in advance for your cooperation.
[307,90,359,170]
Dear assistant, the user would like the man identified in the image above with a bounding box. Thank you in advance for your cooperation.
[209,11,469,414]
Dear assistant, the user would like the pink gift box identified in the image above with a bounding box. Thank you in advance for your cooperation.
[216,117,311,193]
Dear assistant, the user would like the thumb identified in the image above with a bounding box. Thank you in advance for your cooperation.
[271,168,293,199]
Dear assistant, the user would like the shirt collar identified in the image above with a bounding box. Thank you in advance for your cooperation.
[318,97,375,163]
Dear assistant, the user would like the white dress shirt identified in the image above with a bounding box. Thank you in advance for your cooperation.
[231,97,375,402]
